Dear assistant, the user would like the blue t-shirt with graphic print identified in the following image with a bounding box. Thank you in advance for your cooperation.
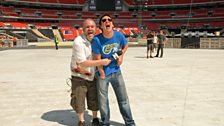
[91,31,127,77]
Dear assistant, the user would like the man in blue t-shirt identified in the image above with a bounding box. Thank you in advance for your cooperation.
[92,14,136,126]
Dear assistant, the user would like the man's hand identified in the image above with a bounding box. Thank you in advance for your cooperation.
[99,68,105,79]
[100,59,111,66]
[117,56,123,66]
[72,65,92,76]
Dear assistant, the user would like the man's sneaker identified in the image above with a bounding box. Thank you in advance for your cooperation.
[92,118,100,126]
[78,121,86,126]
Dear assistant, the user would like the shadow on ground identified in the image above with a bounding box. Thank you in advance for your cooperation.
[134,56,147,59]
[41,109,124,126]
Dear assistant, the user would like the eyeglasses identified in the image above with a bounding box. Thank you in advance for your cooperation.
[102,18,112,23]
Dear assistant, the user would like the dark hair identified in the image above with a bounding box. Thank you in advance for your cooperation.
[99,13,112,26]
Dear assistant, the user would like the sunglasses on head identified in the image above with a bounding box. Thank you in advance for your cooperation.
[102,18,112,23]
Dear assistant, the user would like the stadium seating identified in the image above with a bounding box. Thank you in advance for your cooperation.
[0,0,223,42]
[60,27,78,41]
[38,0,58,3]
[154,0,173,5]
[20,0,86,4]
[124,0,217,5]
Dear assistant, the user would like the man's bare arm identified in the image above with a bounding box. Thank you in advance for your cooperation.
[94,54,105,79]
[79,58,111,67]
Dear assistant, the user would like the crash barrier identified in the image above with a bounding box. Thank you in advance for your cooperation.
[15,39,28,47]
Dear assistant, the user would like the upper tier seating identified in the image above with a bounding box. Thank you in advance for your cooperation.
[125,0,217,5]
[20,0,86,4]
[38,0,58,3]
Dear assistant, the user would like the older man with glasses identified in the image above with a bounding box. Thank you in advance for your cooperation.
[91,14,136,126]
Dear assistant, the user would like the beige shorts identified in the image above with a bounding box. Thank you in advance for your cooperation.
[70,76,98,113]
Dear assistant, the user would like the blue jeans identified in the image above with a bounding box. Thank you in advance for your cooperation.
[97,71,136,126]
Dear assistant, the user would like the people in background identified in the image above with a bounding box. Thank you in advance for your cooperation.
[146,30,154,58]
[153,31,158,53]
[13,36,17,46]
[0,37,4,48]
[155,30,168,58]
[54,35,59,50]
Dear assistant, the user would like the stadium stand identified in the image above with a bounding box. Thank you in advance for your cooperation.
[0,0,223,48]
